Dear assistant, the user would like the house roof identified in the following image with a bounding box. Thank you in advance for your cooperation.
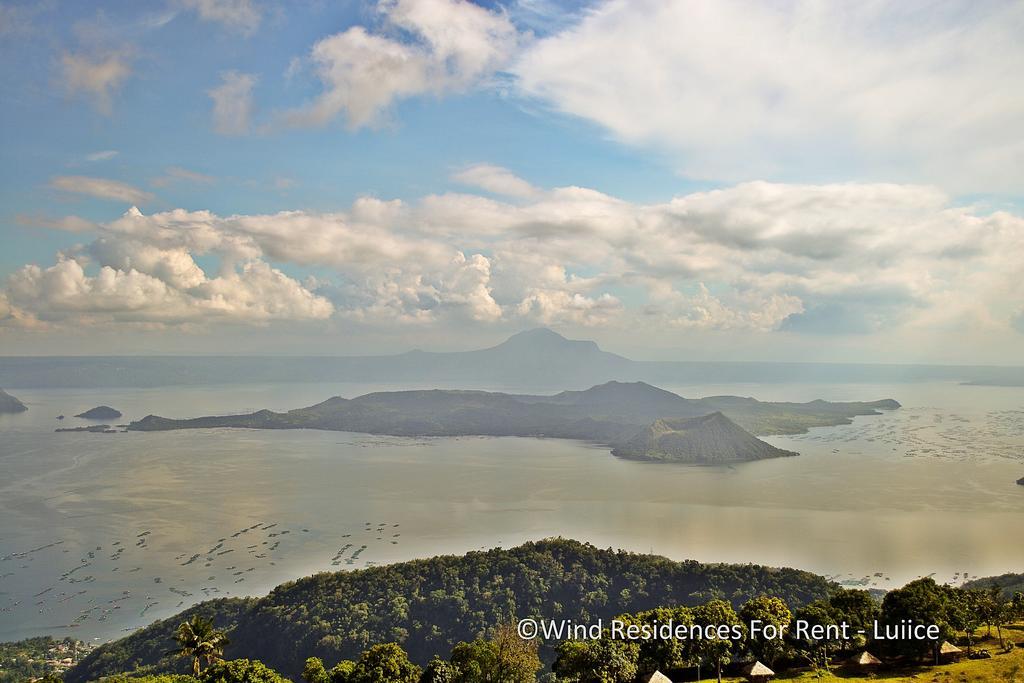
[940,641,963,654]
[848,651,883,666]
[742,660,775,676]
[638,671,673,683]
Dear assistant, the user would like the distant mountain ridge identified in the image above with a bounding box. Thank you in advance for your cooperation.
[3,328,1022,388]
[127,380,899,463]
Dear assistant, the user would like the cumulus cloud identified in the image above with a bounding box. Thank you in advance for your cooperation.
[178,0,261,34]
[645,282,804,332]
[50,176,154,204]
[208,71,257,135]
[452,164,539,198]
[516,289,622,326]
[285,0,519,128]
[7,179,1024,339]
[514,0,1024,193]
[59,51,132,114]
[4,252,331,326]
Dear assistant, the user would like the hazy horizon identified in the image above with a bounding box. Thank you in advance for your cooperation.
[1,327,1024,369]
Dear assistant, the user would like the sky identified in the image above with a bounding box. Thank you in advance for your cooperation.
[0,0,1022,363]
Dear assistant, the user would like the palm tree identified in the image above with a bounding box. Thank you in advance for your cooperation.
[171,615,230,675]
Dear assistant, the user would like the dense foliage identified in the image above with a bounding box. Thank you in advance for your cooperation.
[964,572,1024,599]
[67,599,255,683]
[199,659,290,683]
[0,637,90,683]
[68,540,831,681]
[62,563,1024,683]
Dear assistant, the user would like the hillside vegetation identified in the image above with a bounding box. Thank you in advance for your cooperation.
[965,573,1024,599]
[66,539,832,682]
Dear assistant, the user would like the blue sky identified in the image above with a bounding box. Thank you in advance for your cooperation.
[1,0,1022,362]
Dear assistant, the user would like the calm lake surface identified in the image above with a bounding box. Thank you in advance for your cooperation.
[1,380,1022,642]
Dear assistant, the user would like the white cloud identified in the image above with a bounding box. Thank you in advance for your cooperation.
[514,0,1024,193]
[16,214,98,233]
[8,179,1024,342]
[452,164,539,198]
[645,282,804,332]
[516,289,622,326]
[50,176,154,204]
[59,51,132,114]
[85,150,118,162]
[151,166,216,187]
[5,254,332,326]
[285,0,519,129]
[208,71,257,135]
[178,0,261,34]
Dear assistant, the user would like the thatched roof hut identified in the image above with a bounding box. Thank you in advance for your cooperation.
[740,660,775,682]
[637,671,673,683]
[939,641,964,663]
[847,651,882,669]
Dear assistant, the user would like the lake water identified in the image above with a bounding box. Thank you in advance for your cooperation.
[1,380,1022,643]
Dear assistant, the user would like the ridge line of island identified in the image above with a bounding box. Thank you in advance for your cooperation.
[115,381,901,464]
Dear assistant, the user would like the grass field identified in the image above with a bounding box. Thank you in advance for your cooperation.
[721,623,1024,682]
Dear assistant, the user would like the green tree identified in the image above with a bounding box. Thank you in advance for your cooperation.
[303,657,330,683]
[489,623,541,683]
[449,639,493,683]
[103,676,198,683]
[172,616,230,676]
[740,596,791,667]
[878,578,953,662]
[828,589,879,638]
[789,601,840,675]
[329,661,357,683]
[199,658,289,683]
[419,656,460,683]
[978,586,1002,638]
[448,624,540,683]
[552,637,638,683]
[621,606,694,674]
[946,588,982,654]
[691,599,742,683]
[993,597,1015,651]
[347,643,421,683]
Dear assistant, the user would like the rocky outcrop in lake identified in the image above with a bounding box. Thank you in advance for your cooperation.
[75,406,123,420]
[611,411,799,463]
[56,424,120,433]
[0,388,28,413]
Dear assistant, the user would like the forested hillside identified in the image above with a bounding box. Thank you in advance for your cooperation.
[964,572,1024,598]
[67,539,831,682]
